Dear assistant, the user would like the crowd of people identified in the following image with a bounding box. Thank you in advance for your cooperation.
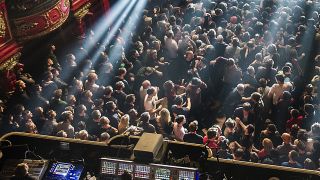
[1,0,320,171]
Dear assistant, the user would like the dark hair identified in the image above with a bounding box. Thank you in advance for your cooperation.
[126,94,135,103]
[174,96,183,105]
[297,129,308,142]
[243,102,251,111]
[250,152,259,163]
[220,139,229,150]
[291,109,300,119]
[175,115,185,124]
[147,87,156,95]
[267,124,277,134]
[189,121,198,132]
[225,118,236,128]
[289,150,299,161]
[282,66,291,73]
[115,81,125,90]
[207,128,217,139]
[105,86,113,95]
[105,101,116,112]
[234,148,244,158]
[251,92,261,102]
[140,112,150,123]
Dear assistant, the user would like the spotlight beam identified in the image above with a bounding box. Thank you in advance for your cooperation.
[107,0,148,64]
[90,0,138,65]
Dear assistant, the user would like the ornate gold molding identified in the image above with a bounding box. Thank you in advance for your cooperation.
[16,22,39,32]
[0,10,6,38]
[14,0,70,42]
[17,14,67,41]
[0,52,21,71]
[74,2,91,19]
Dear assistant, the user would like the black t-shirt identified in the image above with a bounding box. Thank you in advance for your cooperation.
[138,122,156,133]
[87,120,101,137]
[183,133,203,144]
[171,105,189,118]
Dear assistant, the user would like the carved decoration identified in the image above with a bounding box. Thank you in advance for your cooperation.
[0,52,21,71]
[74,2,91,19]
[0,2,13,48]
[0,11,5,38]
[10,0,70,42]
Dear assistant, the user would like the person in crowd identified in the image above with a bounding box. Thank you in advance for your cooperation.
[233,102,254,125]
[105,101,121,128]
[11,163,36,180]
[100,132,111,143]
[0,113,19,136]
[310,140,320,169]
[260,123,282,148]
[233,148,245,161]
[138,112,156,133]
[41,71,58,100]
[268,74,293,106]
[183,120,203,144]
[203,127,219,153]
[123,94,136,114]
[73,104,89,127]
[156,108,173,138]
[9,80,30,108]
[286,109,303,132]
[144,87,164,118]
[223,83,245,117]
[113,81,127,112]
[258,138,274,160]
[139,80,151,112]
[171,95,191,120]
[276,133,296,162]
[49,89,67,117]
[118,114,130,134]
[281,150,302,168]
[173,115,187,141]
[87,110,102,138]
[223,118,240,143]
[56,111,75,138]
[99,116,118,138]
[40,110,58,135]
[75,130,89,140]
[102,86,116,104]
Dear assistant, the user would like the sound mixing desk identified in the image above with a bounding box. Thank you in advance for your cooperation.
[100,157,199,180]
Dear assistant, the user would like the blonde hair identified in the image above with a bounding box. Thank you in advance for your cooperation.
[159,108,170,124]
[262,138,273,154]
[77,130,89,140]
[118,114,130,134]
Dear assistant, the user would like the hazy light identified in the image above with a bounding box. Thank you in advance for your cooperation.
[107,0,147,64]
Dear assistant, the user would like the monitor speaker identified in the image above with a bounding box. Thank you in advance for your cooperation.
[133,133,163,162]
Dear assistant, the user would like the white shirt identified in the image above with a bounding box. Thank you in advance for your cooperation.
[268,82,292,105]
